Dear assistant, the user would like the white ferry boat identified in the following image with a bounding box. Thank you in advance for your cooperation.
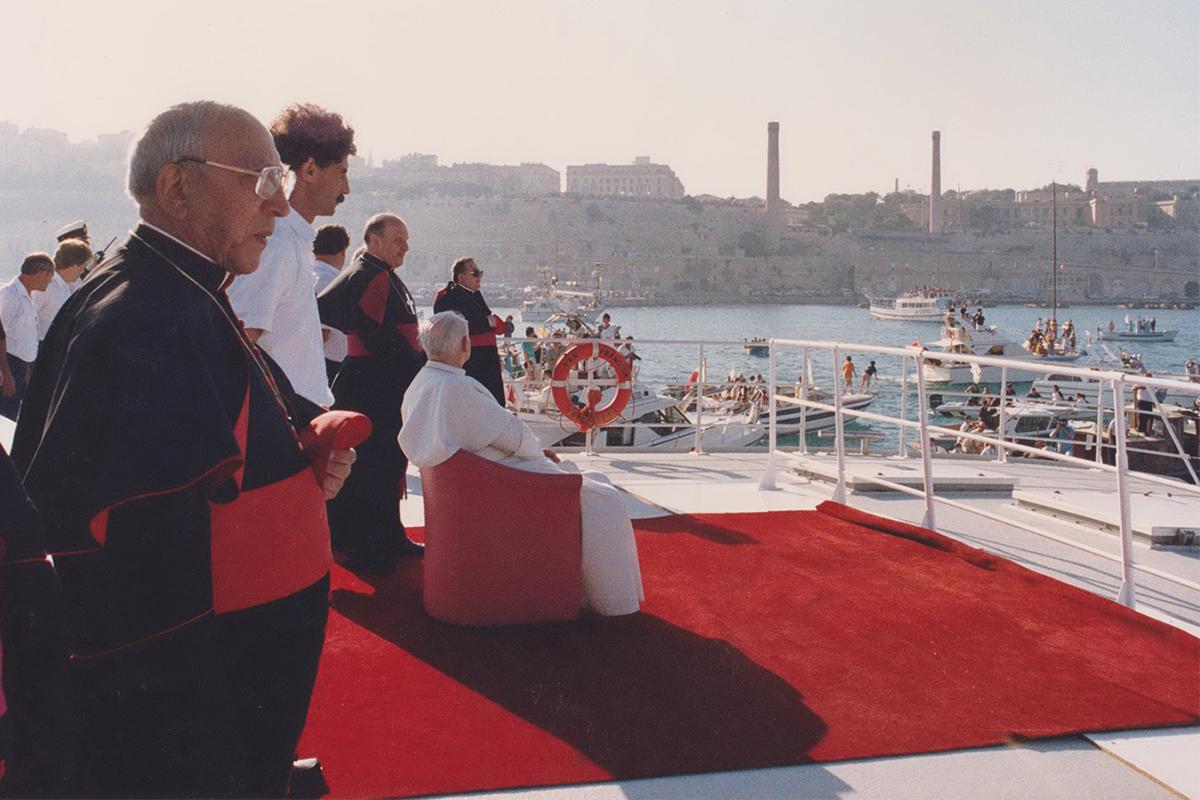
[866,290,957,321]
[353,337,1200,800]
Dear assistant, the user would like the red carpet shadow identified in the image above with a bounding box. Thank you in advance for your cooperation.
[632,513,760,545]
[305,507,1198,798]
[328,562,827,781]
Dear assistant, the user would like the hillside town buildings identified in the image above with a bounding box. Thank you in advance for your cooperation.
[367,153,560,196]
[566,157,686,199]
[897,136,1199,233]
[1,120,1195,304]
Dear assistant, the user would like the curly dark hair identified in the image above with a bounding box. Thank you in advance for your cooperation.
[270,103,357,170]
[313,224,351,256]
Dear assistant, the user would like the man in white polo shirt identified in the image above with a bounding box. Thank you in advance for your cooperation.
[226,103,355,407]
[0,253,54,419]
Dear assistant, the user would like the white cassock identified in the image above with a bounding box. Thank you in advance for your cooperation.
[399,360,644,616]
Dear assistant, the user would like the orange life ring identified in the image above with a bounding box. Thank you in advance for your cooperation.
[550,342,633,431]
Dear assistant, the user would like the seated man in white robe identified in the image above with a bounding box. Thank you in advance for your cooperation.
[399,311,644,616]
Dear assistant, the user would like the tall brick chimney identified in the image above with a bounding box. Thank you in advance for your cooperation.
[767,122,780,213]
[929,130,942,234]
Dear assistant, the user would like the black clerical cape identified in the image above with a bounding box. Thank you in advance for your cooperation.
[10,225,332,796]
[0,443,70,796]
[317,251,425,566]
[433,281,506,405]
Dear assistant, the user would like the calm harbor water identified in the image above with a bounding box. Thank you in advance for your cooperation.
[432,302,1200,449]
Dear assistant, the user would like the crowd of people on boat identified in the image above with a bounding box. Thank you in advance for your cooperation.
[501,312,641,396]
[1024,317,1078,356]
[1111,314,1158,334]
[944,303,987,331]
[0,100,645,797]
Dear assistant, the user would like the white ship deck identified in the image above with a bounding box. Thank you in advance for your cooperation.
[400,451,1199,800]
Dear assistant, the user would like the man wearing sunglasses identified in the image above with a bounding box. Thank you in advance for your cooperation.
[432,257,507,405]
[226,103,355,409]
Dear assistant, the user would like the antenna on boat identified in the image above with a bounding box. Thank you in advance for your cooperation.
[1051,180,1057,325]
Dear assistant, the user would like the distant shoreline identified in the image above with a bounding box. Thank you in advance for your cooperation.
[599,297,1197,310]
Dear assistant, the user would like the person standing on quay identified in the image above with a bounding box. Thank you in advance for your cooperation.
[432,257,506,405]
[319,214,426,571]
[227,103,355,408]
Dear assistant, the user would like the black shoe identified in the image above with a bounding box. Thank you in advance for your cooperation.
[396,537,425,559]
[287,757,328,799]
[339,551,397,575]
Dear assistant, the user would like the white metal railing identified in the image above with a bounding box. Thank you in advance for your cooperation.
[502,335,783,455]
[500,332,1199,611]
[759,338,1200,611]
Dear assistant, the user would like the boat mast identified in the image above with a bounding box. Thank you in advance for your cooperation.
[1051,180,1057,325]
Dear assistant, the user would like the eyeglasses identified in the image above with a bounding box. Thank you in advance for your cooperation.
[175,156,288,200]
[468,269,483,277]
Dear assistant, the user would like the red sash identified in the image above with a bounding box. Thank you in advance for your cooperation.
[470,332,497,347]
[345,323,423,357]
[208,388,330,614]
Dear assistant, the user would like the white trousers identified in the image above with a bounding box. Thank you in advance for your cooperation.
[577,472,645,616]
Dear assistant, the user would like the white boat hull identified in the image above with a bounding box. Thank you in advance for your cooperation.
[923,355,1084,385]
[868,307,945,321]
[1032,377,1195,408]
[1097,330,1178,342]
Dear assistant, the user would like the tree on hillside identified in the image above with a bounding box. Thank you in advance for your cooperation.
[738,230,767,257]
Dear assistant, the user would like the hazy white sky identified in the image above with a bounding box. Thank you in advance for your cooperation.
[2,0,1197,202]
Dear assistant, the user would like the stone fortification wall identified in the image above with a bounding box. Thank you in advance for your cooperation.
[2,187,1196,302]
[330,193,1200,302]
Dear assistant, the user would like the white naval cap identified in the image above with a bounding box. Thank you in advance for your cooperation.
[55,220,88,241]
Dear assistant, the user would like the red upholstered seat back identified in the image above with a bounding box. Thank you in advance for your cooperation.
[420,450,583,625]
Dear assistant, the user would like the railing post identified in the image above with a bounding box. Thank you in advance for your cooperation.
[997,366,1009,463]
[914,349,937,529]
[584,339,597,456]
[759,340,778,490]
[1112,380,1136,609]
[832,346,847,504]
[799,348,810,455]
[897,354,909,457]
[694,344,705,455]
[1150,390,1199,485]
[1094,377,1106,465]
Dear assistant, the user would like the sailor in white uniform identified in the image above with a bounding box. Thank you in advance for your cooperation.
[399,311,644,616]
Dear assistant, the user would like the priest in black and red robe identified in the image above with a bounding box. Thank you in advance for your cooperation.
[432,257,507,406]
[318,213,426,571]
[0,442,71,797]
[9,102,362,798]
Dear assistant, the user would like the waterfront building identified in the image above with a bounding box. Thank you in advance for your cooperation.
[566,157,686,199]
[373,153,560,196]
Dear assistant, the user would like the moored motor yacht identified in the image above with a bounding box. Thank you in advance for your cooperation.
[509,381,766,451]
[922,319,1084,384]
[866,289,958,321]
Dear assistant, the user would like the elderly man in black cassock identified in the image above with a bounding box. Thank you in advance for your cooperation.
[11,101,357,798]
[433,257,507,405]
[318,213,426,572]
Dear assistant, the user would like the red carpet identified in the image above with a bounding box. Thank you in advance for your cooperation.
[299,503,1200,798]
